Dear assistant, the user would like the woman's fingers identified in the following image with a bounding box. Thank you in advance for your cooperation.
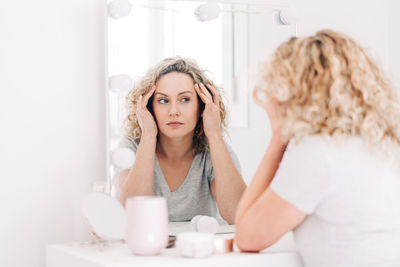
[205,83,220,105]
[137,95,143,113]
[137,85,155,117]
[199,83,213,102]
[142,85,156,108]
[195,83,210,104]
[136,87,158,135]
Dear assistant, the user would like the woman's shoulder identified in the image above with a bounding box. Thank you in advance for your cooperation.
[286,135,329,155]
[288,135,364,153]
[284,135,354,167]
[288,135,399,169]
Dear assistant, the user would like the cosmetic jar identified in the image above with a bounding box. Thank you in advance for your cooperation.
[175,232,215,258]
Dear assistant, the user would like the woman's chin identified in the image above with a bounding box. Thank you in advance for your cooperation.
[160,128,194,139]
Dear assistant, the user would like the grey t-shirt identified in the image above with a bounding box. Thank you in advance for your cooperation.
[116,136,242,222]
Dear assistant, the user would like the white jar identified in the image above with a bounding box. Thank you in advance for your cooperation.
[175,232,215,258]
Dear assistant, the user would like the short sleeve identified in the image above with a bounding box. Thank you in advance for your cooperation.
[270,136,331,214]
[118,136,138,152]
[112,136,138,174]
[207,143,242,184]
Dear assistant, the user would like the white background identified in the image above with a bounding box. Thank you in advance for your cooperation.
[0,1,399,267]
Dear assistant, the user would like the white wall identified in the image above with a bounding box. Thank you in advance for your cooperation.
[0,1,107,267]
[1,0,399,267]
[229,0,398,183]
[388,0,400,88]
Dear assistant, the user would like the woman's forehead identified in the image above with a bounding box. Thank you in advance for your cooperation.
[155,72,195,95]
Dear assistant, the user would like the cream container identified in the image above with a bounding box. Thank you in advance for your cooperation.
[175,232,215,258]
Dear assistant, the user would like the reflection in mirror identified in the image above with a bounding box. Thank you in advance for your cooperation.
[108,0,249,136]
[106,0,297,221]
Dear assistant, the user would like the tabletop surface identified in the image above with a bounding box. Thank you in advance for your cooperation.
[46,222,303,267]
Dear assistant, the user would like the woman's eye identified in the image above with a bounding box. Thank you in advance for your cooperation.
[158,99,168,104]
[181,97,190,103]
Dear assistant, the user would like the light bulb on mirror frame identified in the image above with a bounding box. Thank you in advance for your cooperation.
[108,74,133,93]
[111,147,135,170]
[273,7,299,25]
[194,2,221,22]
[108,0,132,19]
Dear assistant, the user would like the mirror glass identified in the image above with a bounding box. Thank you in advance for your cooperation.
[107,0,296,185]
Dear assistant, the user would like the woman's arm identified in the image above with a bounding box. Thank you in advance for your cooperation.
[234,135,305,251]
[116,86,158,206]
[195,83,246,224]
[234,135,286,221]
[115,135,157,206]
[234,90,306,252]
[234,89,287,220]
[235,186,306,252]
[208,135,246,224]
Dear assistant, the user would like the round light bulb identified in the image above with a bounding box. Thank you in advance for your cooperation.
[274,7,299,25]
[108,0,132,19]
[194,3,221,22]
[108,74,133,93]
[111,147,135,170]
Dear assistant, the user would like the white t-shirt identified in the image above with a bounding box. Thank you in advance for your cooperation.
[271,136,400,267]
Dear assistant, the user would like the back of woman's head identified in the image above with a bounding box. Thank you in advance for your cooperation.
[124,56,227,153]
[257,29,400,156]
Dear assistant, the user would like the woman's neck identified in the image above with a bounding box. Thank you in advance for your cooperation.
[156,133,195,160]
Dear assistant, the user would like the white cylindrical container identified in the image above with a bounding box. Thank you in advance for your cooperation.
[126,196,168,256]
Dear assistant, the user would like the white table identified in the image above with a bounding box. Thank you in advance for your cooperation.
[46,223,303,267]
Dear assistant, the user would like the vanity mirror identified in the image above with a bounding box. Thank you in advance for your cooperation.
[106,0,297,190]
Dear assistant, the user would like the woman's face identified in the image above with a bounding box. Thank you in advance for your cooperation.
[152,72,200,139]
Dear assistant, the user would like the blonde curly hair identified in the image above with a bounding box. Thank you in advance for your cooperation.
[256,29,400,157]
[124,56,227,153]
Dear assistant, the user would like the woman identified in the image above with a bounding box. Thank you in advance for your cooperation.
[235,30,400,266]
[116,56,246,223]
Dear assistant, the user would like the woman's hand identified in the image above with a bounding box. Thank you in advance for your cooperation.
[253,87,284,141]
[195,83,222,140]
[136,85,158,138]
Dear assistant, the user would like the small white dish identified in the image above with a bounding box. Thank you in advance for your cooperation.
[175,232,215,258]
[81,192,126,240]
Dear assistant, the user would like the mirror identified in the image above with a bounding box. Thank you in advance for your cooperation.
[106,0,297,189]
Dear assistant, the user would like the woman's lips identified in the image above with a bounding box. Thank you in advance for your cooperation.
[167,122,183,127]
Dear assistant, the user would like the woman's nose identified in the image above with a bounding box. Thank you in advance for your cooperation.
[169,102,180,117]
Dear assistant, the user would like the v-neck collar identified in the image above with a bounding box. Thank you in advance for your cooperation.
[155,153,199,194]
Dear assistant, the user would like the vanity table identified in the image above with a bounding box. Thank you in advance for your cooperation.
[46,223,303,267]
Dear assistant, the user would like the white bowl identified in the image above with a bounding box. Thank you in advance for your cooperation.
[175,232,214,258]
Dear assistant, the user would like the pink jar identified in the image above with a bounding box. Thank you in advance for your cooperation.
[125,196,168,256]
